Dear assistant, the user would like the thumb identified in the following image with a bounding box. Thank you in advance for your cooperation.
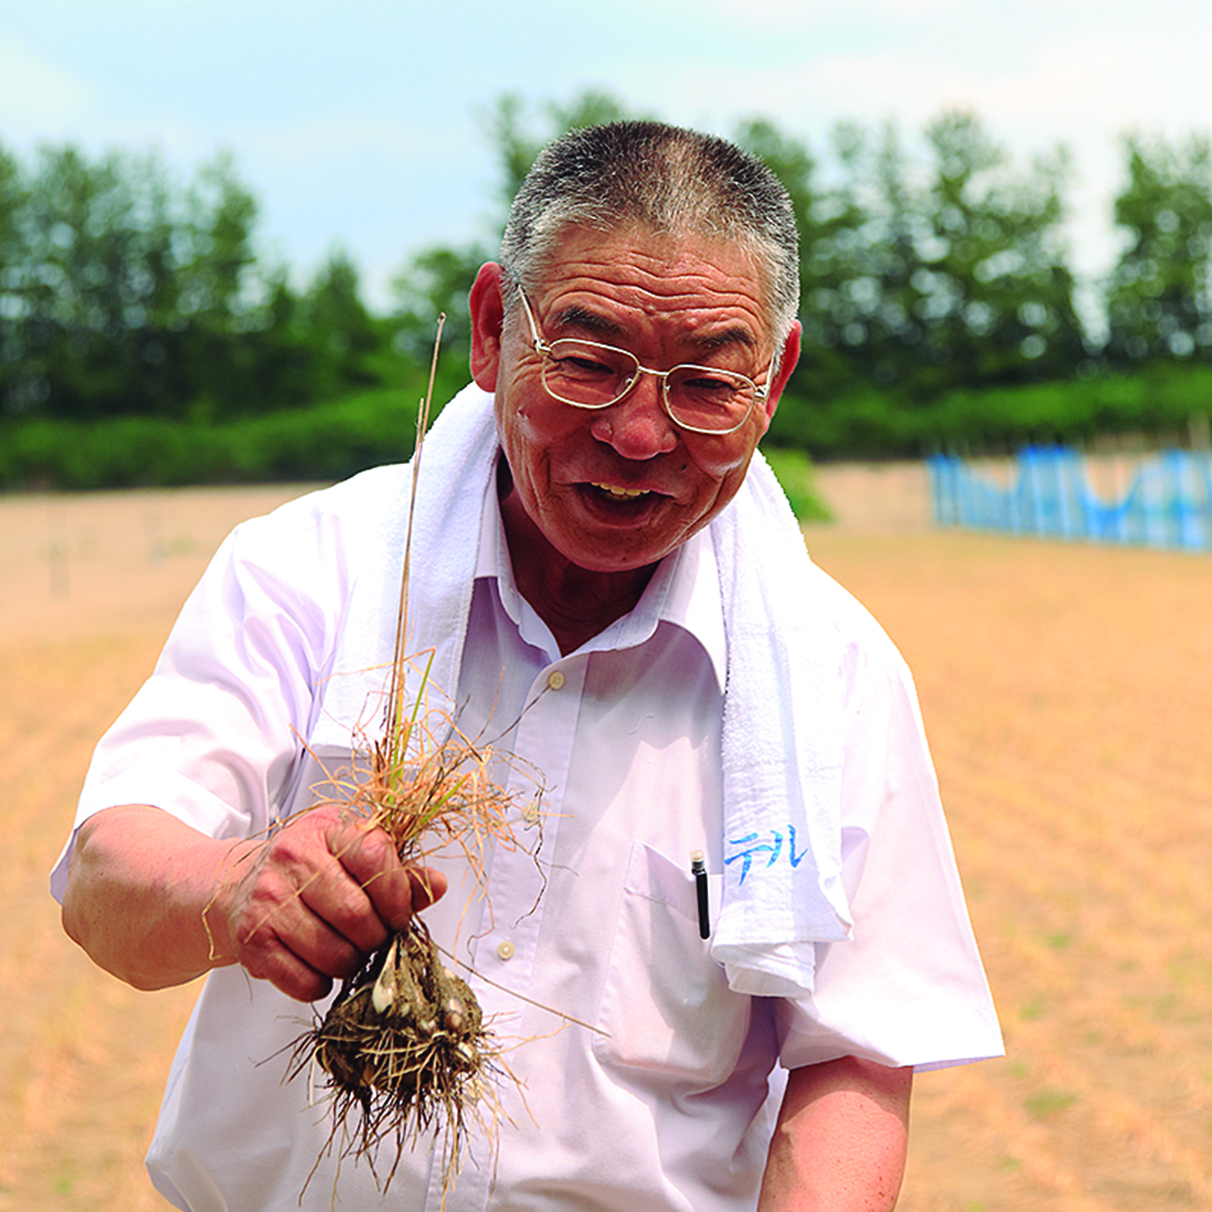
[407,866,448,912]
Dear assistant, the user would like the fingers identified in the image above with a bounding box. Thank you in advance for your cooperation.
[326,816,412,937]
[323,814,448,931]
[408,866,448,913]
[234,900,350,1003]
[220,805,445,1003]
[224,833,368,1000]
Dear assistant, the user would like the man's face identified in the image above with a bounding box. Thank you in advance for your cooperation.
[471,225,800,576]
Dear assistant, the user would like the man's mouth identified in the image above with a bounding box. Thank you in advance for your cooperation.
[590,482,651,500]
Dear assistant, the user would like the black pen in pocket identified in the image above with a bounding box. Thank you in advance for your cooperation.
[690,850,711,940]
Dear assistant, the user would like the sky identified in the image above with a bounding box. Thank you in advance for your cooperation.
[3,0,1211,319]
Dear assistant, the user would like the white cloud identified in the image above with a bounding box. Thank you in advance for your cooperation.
[0,34,95,139]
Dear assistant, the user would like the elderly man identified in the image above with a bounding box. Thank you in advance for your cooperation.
[56,121,1002,1211]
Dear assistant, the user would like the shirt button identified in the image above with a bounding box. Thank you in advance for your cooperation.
[546,670,565,690]
[497,939,516,961]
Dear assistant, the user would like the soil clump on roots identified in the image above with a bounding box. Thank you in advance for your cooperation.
[291,907,504,1192]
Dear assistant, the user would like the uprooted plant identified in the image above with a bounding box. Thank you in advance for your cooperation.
[279,318,544,1197]
[288,688,541,1196]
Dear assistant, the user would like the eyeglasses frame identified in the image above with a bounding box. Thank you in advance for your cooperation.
[515,287,770,437]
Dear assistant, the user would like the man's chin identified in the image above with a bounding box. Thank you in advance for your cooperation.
[552,510,689,578]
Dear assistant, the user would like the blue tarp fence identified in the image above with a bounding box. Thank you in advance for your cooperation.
[928,447,1212,551]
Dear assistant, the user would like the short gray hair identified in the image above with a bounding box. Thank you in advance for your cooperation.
[499,121,800,347]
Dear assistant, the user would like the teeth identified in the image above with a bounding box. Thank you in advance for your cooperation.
[591,482,649,499]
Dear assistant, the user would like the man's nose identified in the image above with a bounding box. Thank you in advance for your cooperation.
[588,370,678,459]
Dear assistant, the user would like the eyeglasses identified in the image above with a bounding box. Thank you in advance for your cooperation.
[516,288,769,436]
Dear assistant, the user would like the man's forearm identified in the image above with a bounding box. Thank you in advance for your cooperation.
[757,1055,912,1211]
[61,805,250,990]
[62,801,444,1002]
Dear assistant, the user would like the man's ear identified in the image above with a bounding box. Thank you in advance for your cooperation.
[469,262,506,391]
[763,319,801,420]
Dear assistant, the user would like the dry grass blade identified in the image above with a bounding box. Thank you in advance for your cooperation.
[286,318,539,1200]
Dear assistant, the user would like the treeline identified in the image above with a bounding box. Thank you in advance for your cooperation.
[380,92,1212,405]
[3,91,1212,486]
[0,145,432,425]
[752,113,1212,396]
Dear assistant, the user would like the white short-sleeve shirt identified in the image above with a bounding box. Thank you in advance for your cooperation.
[53,465,1002,1212]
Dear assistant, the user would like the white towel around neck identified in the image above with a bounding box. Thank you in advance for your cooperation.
[319,384,853,998]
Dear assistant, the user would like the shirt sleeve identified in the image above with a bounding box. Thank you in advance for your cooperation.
[49,489,355,902]
[775,619,1004,1072]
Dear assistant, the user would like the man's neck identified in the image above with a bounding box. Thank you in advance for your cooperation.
[497,482,656,656]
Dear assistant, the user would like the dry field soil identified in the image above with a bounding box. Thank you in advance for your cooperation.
[1,462,1210,1210]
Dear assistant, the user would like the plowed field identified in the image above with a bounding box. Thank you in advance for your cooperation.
[2,466,1209,1210]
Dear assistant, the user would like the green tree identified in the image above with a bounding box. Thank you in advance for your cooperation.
[390,242,491,366]
[841,121,930,390]
[736,113,1083,407]
[0,140,30,412]
[1104,132,1212,364]
[12,145,165,419]
[732,118,867,400]
[298,248,383,399]
[798,120,921,397]
[809,113,1082,400]
[911,111,1083,392]
[0,142,406,423]
[178,151,265,418]
[229,267,313,410]
[0,144,264,421]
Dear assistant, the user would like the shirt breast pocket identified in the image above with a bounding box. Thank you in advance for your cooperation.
[592,842,752,1089]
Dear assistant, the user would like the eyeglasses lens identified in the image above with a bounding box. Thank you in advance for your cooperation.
[665,366,753,433]
[542,340,754,433]
[543,340,636,406]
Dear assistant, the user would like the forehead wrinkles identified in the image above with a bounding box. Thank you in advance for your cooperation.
[534,231,772,350]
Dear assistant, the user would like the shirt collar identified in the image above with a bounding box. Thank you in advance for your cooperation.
[475,462,727,690]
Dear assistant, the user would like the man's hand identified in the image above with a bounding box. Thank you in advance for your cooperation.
[62,804,446,1002]
[211,805,446,1002]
